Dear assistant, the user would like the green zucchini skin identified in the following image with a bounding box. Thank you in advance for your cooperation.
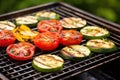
[35,11,60,20]
[60,53,92,62]
[60,17,87,30]
[32,54,64,73]
[32,62,63,73]
[82,33,110,40]
[37,17,50,21]
[55,14,60,20]
[15,23,37,28]
[80,26,110,39]
[15,16,38,28]
[60,45,91,61]
[86,39,117,53]
[87,46,117,53]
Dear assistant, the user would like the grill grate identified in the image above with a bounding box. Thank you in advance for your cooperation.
[0,2,120,80]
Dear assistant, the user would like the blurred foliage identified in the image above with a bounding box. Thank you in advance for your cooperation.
[0,0,120,24]
[64,0,120,24]
[0,0,57,13]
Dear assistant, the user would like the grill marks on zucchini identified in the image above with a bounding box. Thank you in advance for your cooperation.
[81,27,108,36]
[60,17,86,29]
[68,46,87,57]
[34,59,52,68]
[61,45,91,60]
[15,16,38,27]
[62,49,75,58]
[80,26,110,39]
[92,40,111,48]
[35,11,60,20]
[86,39,117,53]
[33,54,64,69]
[0,21,16,31]
[16,16,37,24]
[87,39,114,48]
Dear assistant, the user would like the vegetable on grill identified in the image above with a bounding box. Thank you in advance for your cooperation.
[12,24,39,42]
[37,20,63,33]
[0,30,16,47]
[15,15,38,27]
[0,21,16,31]
[60,17,87,30]
[80,26,110,39]
[61,45,91,61]
[86,39,117,53]
[35,11,60,20]
[6,42,35,61]
[60,30,82,46]
[33,32,60,51]
[32,54,64,73]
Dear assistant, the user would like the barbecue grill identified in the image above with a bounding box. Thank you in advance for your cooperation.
[0,2,120,80]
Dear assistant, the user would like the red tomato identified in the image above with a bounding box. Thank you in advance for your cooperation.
[60,30,82,46]
[0,30,16,47]
[6,42,35,61]
[37,20,62,33]
[33,32,60,50]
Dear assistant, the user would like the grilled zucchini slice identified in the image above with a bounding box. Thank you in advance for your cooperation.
[60,17,87,30]
[32,54,64,73]
[80,26,110,39]
[61,45,91,61]
[0,21,16,31]
[86,39,117,53]
[35,11,60,20]
[15,16,38,27]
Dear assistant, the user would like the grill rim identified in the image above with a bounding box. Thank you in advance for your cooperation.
[0,2,120,80]
[0,2,120,29]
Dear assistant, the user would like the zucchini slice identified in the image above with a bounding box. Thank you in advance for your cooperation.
[32,54,64,73]
[60,17,87,30]
[86,39,117,53]
[61,45,91,61]
[35,11,60,20]
[0,21,16,31]
[80,26,110,39]
[15,16,38,27]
